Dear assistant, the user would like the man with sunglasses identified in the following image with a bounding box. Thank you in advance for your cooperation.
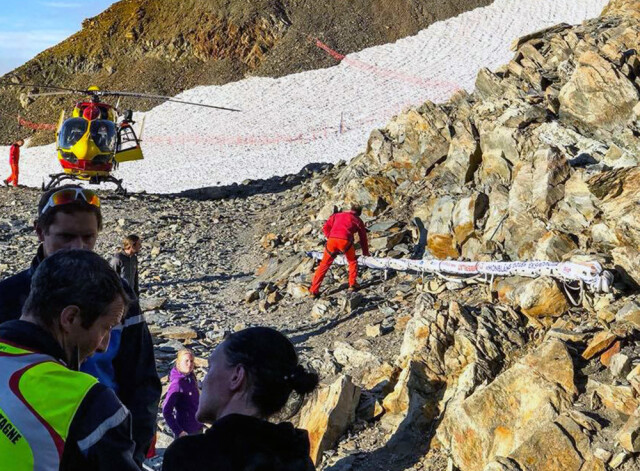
[0,185,161,466]
[0,249,139,470]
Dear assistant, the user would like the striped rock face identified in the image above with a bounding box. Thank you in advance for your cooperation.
[438,340,578,471]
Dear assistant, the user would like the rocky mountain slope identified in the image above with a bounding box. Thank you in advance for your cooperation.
[223,0,640,469]
[0,0,492,144]
[1,1,640,470]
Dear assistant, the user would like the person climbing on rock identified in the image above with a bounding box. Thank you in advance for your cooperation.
[309,204,370,298]
[3,138,24,187]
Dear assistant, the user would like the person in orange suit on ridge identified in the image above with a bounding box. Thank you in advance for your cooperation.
[4,139,24,187]
[309,204,370,298]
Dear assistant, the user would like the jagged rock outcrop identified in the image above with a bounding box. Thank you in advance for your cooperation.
[297,375,361,465]
[379,297,528,444]
[588,167,640,285]
[603,0,640,20]
[496,276,569,317]
[438,340,581,471]
[558,50,639,132]
[249,2,640,470]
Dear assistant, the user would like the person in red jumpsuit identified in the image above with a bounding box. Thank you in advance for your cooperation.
[4,139,24,187]
[310,204,370,297]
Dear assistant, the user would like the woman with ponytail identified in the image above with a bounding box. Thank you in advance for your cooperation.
[162,327,319,471]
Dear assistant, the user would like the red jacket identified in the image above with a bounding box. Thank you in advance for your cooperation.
[323,210,369,256]
[9,144,19,163]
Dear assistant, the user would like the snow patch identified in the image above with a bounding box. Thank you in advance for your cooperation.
[7,0,608,193]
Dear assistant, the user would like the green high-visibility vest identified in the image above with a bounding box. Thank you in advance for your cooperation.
[0,340,98,471]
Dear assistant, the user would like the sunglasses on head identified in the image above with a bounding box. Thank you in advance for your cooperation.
[40,188,101,216]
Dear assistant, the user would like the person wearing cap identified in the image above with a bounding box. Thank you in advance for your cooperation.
[3,139,24,187]
[0,184,161,466]
[0,249,139,470]
[309,204,370,297]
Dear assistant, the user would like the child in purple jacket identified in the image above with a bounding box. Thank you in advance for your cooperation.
[162,349,203,438]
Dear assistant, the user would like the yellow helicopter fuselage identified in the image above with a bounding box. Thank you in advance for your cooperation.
[55,101,143,179]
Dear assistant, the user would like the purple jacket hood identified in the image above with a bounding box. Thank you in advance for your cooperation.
[162,367,202,436]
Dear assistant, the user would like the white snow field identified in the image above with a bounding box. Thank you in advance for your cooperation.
[7,0,608,193]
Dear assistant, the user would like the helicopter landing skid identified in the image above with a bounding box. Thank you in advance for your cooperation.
[42,173,128,195]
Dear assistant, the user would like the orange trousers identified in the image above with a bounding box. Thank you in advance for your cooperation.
[310,238,358,294]
[4,161,18,186]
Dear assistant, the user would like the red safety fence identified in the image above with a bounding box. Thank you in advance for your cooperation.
[10,102,414,147]
[312,38,461,92]
[10,38,463,145]
[315,39,346,61]
[17,116,56,131]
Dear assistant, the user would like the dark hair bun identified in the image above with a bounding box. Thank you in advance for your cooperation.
[290,364,319,395]
[224,327,320,416]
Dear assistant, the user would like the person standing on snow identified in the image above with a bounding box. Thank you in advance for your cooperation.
[3,138,24,187]
[309,204,370,298]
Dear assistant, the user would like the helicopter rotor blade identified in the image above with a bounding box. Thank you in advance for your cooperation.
[100,91,241,112]
[27,91,77,98]
[1,82,241,111]
[162,97,241,112]
[0,82,86,93]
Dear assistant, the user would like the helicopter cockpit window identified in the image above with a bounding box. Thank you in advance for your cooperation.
[58,118,88,149]
[90,120,117,152]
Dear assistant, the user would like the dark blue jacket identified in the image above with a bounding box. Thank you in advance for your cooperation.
[0,320,140,471]
[0,246,161,465]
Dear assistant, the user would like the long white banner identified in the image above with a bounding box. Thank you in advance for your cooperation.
[307,252,613,293]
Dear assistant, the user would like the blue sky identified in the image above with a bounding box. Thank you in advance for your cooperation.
[0,1,115,76]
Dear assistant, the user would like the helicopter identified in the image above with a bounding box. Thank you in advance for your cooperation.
[4,83,240,193]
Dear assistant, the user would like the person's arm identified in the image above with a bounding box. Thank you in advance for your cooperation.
[322,215,335,239]
[110,253,124,277]
[162,388,185,437]
[357,218,370,256]
[69,385,139,471]
[0,270,31,324]
[113,284,161,465]
[134,256,140,296]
